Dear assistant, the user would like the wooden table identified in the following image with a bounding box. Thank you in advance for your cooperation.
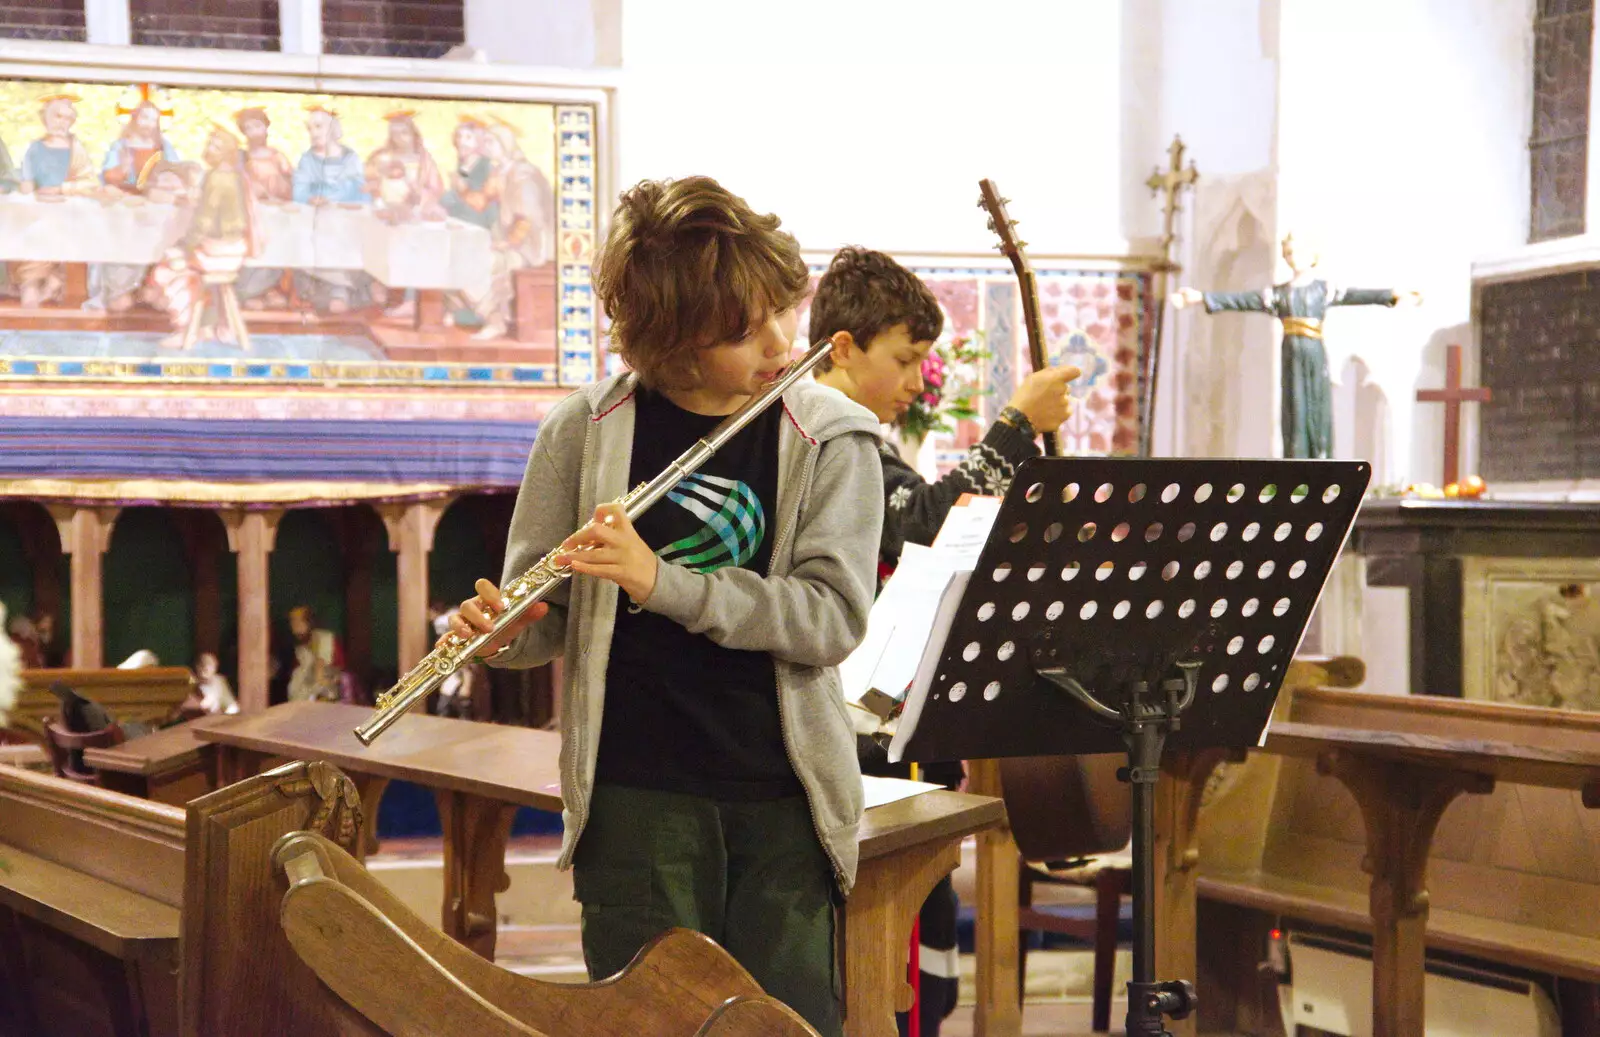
[193,701,1005,1037]
[1231,720,1600,1037]
[83,722,216,805]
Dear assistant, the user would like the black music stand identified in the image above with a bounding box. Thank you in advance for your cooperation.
[895,456,1370,1037]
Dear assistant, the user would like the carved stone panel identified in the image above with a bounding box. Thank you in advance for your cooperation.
[1462,557,1600,710]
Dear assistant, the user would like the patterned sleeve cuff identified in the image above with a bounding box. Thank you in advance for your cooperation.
[984,416,1041,465]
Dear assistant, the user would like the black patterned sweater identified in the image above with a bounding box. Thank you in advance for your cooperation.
[877,418,1040,575]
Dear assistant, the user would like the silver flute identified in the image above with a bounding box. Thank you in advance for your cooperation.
[353,336,836,745]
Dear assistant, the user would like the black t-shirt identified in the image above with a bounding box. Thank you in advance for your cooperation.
[595,388,799,801]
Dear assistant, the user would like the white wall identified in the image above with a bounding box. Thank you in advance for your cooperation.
[1122,0,1282,458]
[617,0,1132,255]
[1275,0,1532,486]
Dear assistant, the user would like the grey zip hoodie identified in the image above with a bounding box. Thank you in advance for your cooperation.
[489,371,885,894]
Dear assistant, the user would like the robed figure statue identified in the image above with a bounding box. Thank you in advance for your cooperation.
[1171,233,1420,458]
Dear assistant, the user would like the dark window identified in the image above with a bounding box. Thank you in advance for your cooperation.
[1530,0,1594,242]
[323,0,464,60]
[1478,271,1600,481]
[0,0,87,42]
[130,0,282,51]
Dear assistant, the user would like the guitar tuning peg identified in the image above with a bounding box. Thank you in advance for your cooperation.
[1009,218,1020,228]
[986,219,996,232]
[975,199,988,209]
[1002,196,1011,205]
[1017,239,1029,250]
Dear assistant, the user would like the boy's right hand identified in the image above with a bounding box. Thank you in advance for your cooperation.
[1005,363,1083,435]
[443,577,548,656]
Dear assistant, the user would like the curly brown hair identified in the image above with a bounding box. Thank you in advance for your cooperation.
[807,247,944,372]
[594,176,809,389]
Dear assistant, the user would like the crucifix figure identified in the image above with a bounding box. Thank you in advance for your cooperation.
[1415,343,1491,487]
[1171,233,1422,459]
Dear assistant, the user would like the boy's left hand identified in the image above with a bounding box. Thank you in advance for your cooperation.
[557,503,658,605]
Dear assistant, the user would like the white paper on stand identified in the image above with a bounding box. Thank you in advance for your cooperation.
[862,774,943,809]
[887,568,973,763]
[839,496,1001,713]
[930,495,1002,556]
[839,545,962,704]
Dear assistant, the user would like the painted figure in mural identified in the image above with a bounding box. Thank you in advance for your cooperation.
[15,94,97,309]
[441,115,499,230]
[235,107,293,202]
[364,110,445,225]
[0,134,17,193]
[285,605,345,704]
[102,98,180,193]
[152,126,260,349]
[1170,233,1421,459]
[466,114,556,339]
[90,99,184,312]
[231,108,292,311]
[292,105,368,206]
[291,105,374,314]
[440,115,501,329]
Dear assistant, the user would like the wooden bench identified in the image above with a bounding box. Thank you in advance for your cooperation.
[1194,687,1600,1035]
[82,722,216,805]
[0,765,186,1037]
[0,751,860,1036]
[12,667,195,742]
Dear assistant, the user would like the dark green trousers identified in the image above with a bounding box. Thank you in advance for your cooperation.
[572,784,842,1037]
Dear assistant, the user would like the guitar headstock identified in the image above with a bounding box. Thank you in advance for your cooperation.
[977,177,1031,280]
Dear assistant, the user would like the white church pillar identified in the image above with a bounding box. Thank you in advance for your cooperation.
[84,0,131,46]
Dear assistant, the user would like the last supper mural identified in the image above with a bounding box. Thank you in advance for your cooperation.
[0,78,598,385]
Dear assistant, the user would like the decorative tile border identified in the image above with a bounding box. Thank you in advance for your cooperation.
[0,357,559,387]
[556,104,599,385]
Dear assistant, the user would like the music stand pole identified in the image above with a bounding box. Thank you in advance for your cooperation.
[1034,644,1201,1034]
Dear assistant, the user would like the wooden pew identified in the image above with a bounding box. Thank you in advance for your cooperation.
[12,667,195,742]
[273,828,820,1036]
[1195,687,1600,1036]
[83,722,216,805]
[0,765,186,1037]
[1,756,808,1037]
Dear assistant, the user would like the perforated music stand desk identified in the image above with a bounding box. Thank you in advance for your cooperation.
[895,457,1370,1036]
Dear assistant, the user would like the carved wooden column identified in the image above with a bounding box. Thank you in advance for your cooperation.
[966,757,1021,1037]
[175,510,226,661]
[340,511,378,691]
[45,505,119,669]
[1317,752,1492,1037]
[1153,748,1245,1037]
[380,499,451,674]
[222,510,283,712]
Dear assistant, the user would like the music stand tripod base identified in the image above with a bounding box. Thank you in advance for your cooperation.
[896,457,1370,1036]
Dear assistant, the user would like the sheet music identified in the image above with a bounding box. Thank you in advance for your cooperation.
[887,568,972,763]
[839,497,1000,711]
[931,495,1002,557]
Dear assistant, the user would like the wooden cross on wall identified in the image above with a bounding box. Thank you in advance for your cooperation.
[1415,344,1491,487]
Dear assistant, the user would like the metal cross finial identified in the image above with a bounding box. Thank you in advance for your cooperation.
[1147,135,1199,256]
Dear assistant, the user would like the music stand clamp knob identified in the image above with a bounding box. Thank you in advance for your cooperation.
[1127,978,1196,1035]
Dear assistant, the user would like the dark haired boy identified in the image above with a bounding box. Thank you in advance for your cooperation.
[810,246,1079,1035]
